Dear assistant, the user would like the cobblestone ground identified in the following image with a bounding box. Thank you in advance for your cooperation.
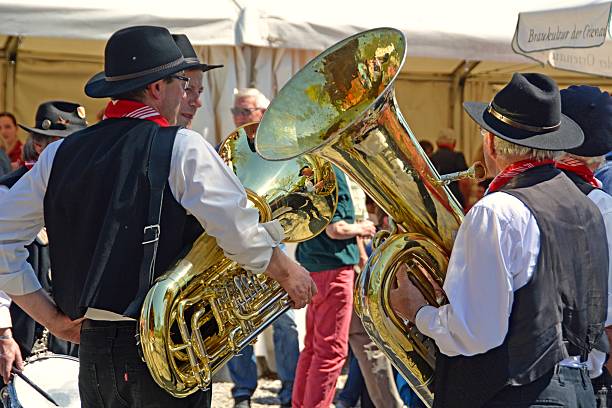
[211,375,347,408]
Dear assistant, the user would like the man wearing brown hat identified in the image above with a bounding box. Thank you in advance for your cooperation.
[391,73,607,407]
[0,25,315,408]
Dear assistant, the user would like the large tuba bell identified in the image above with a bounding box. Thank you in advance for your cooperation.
[139,122,337,397]
[255,28,484,407]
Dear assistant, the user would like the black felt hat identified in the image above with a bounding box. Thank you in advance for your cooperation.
[463,73,584,151]
[172,34,223,73]
[19,101,88,138]
[560,85,612,157]
[85,26,192,98]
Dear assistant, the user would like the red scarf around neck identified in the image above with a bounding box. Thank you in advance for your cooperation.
[555,156,601,188]
[103,100,170,127]
[487,159,555,193]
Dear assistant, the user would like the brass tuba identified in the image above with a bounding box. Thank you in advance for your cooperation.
[139,122,337,397]
[255,28,484,407]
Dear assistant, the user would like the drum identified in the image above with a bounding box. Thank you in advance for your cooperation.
[2,353,80,407]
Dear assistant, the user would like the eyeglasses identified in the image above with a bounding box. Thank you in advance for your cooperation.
[170,74,190,91]
[231,107,262,116]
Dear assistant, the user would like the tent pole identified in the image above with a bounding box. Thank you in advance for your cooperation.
[449,60,479,156]
[3,36,20,113]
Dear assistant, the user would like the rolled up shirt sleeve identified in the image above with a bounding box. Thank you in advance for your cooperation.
[0,141,61,296]
[0,291,12,327]
[168,129,283,273]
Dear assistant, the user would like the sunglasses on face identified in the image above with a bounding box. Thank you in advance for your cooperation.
[230,107,262,116]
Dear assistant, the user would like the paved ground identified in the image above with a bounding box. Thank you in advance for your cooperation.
[211,375,348,408]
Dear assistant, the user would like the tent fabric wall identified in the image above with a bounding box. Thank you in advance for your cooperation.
[5,39,612,164]
[13,57,106,138]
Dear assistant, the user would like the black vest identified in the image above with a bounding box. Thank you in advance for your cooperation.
[44,119,202,319]
[433,165,608,408]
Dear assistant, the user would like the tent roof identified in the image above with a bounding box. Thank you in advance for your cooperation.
[0,0,605,62]
[242,0,604,61]
[0,0,240,45]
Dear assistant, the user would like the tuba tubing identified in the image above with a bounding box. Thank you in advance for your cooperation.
[138,122,337,397]
[255,27,483,407]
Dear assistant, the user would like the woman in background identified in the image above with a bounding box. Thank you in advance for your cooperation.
[0,112,22,169]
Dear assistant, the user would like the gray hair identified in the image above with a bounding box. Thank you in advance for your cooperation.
[233,88,270,109]
[493,136,561,161]
[437,128,456,145]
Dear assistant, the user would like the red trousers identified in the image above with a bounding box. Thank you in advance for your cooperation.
[292,265,355,408]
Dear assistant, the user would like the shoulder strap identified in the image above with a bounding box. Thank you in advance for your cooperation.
[124,126,179,318]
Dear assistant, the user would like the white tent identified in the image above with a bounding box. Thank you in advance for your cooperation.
[513,1,612,77]
[0,0,610,161]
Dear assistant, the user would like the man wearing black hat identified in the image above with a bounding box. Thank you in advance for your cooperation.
[172,34,222,129]
[0,101,87,383]
[390,73,608,407]
[0,25,316,408]
[558,85,612,407]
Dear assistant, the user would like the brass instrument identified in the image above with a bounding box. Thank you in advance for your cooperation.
[255,28,483,407]
[139,122,337,397]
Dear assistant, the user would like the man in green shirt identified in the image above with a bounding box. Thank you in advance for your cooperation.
[292,166,376,408]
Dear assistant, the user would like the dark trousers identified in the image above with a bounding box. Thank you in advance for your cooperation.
[484,365,596,408]
[79,320,211,408]
[592,366,612,408]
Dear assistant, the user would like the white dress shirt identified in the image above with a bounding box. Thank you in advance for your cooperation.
[584,188,612,378]
[415,187,612,378]
[0,128,283,303]
[415,191,539,357]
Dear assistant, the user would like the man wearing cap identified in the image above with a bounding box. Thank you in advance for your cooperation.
[0,25,316,408]
[172,34,222,129]
[0,101,87,383]
[390,73,608,407]
[558,85,612,407]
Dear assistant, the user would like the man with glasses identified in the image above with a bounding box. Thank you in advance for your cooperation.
[232,88,267,127]
[0,26,316,408]
[226,87,300,408]
[173,34,222,129]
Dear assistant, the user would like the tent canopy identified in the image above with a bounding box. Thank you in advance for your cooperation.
[0,0,602,57]
[0,0,240,45]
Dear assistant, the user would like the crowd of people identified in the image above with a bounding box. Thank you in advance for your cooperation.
[0,24,608,408]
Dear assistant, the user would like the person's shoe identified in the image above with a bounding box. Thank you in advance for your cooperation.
[233,397,251,408]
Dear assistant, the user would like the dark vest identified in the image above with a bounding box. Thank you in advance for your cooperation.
[0,166,78,356]
[0,165,27,188]
[44,118,203,320]
[433,165,608,408]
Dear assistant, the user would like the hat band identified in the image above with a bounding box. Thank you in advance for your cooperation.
[487,104,560,133]
[105,56,185,82]
[184,57,201,64]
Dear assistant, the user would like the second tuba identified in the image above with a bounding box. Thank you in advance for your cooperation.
[255,28,483,407]
[139,122,337,397]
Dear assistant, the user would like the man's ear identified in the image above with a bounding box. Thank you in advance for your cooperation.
[147,80,164,101]
[485,133,496,159]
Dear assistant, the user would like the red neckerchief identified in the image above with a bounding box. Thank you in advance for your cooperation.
[555,156,601,188]
[103,99,170,127]
[487,159,555,193]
